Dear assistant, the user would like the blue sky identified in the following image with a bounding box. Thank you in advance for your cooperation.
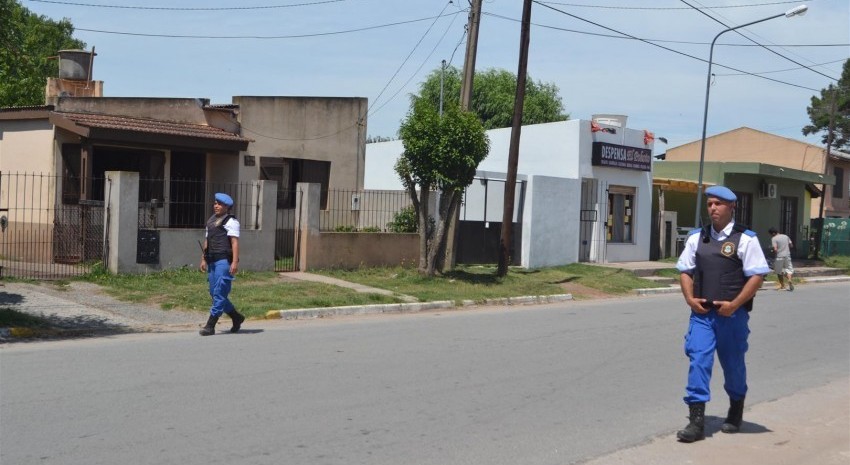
[23,0,850,153]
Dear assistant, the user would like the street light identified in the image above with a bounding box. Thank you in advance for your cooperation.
[693,4,808,227]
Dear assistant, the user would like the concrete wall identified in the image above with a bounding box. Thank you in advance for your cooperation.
[234,96,367,191]
[0,119,55,174]
[105,172,276,274]
[302,233,419,270]
[296,183,417,270]
[665,127,825,173]
[522,175,580,268]
[54,97,211,125]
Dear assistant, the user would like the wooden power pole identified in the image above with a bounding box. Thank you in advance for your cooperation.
[459,0,483,111]
[497,0,532,277]
[445,0,483,269]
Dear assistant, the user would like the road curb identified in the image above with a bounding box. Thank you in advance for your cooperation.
[264,293,574,320]
[632,275,850,296]
[0,326,107,341]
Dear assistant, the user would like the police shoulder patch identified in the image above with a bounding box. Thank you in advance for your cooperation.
[688,228,702,236]
[743,229,757,237]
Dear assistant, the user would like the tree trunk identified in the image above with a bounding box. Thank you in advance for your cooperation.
[424,189,460,276]
[418,187,431,274]
[436,190,462,273]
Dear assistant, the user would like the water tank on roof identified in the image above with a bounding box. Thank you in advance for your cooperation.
[592,114,628,128]
[58,49,96,81]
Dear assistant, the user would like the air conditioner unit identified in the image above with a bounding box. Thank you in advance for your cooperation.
[760,183,777,199]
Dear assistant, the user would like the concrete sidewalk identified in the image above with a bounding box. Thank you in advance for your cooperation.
[581,377,850,465]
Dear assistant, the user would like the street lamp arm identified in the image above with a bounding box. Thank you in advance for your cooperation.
[692,7,807,228]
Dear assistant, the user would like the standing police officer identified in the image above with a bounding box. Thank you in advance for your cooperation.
[199,192,245,336]
[675,186,770,442]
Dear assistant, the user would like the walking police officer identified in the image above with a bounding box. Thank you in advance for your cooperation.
[199,192,245,336]
[675,186,770,442]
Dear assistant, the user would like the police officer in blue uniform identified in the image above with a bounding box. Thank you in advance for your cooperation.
[199,192,245,336]
[675,186,770,442]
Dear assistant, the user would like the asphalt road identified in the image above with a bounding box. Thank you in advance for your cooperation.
[1,283,848,465]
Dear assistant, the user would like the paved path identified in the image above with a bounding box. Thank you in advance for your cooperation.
[581,377,849,465]
[1,277,847,464]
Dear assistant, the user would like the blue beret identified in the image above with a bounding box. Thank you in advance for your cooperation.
[705,186,736,202]
[214,192,234,207]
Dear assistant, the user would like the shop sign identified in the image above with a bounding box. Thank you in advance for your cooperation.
[591,142,652,171]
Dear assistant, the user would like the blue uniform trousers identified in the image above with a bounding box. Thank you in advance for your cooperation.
[683,308,749,404]
[207,258,236,318]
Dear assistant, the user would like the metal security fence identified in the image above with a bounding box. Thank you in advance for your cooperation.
[320,189,415,232]
[0,172,104,279]
[137,178,259,230]
[819,218,850,257]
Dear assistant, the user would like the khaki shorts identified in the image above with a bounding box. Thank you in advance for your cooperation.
[774,256,794,275]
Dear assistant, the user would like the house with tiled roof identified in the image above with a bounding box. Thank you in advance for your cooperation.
[651,127,846,259]
[0,50,368,275]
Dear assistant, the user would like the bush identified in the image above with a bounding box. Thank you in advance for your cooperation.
[387,206,419,233]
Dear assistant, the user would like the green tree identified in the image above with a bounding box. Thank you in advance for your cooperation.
[0,0,86,107]
[410,66,569,129]
[397,100,489,276]
[802,59,850,152]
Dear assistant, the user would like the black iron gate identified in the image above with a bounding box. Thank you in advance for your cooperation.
[0,172,103,279]
[274,188,299,272]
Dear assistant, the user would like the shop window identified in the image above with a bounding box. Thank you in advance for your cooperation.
[833,167,844,199]
[607,186,635,243]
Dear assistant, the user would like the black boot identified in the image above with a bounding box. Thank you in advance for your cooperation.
[677,403,705,443]
[228,310,245,333]
[199,315,219,336]
[721,397,745,433]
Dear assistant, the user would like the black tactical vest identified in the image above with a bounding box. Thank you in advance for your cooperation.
[205,214,235,262]
[693,224,754,312]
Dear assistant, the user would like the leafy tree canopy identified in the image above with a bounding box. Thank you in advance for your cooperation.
[0,0,86,107]
[409,66,569,130]
[396,100,489,275]
[802,59,850,152]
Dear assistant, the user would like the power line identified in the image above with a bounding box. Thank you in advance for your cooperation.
[369,8,463,117]
[75,12,460,39]
[483,12,848,48]
[532,1,822,92]
[538,1,813,10]
[367,2,459,114]
[28,0,346,10]
[239,2,462,141]
[715,58,849,76]
[678,0,840,82]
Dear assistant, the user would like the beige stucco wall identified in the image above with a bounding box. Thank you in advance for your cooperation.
[233,96,367,191]
[665,127,825,173]
[303,232,419,270]
[0,119,55,174]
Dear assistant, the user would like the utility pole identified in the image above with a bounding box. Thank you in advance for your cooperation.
[445,0,483,270]
[814,85,837,259]
[497,0,532,277]
[459,0,483,111]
